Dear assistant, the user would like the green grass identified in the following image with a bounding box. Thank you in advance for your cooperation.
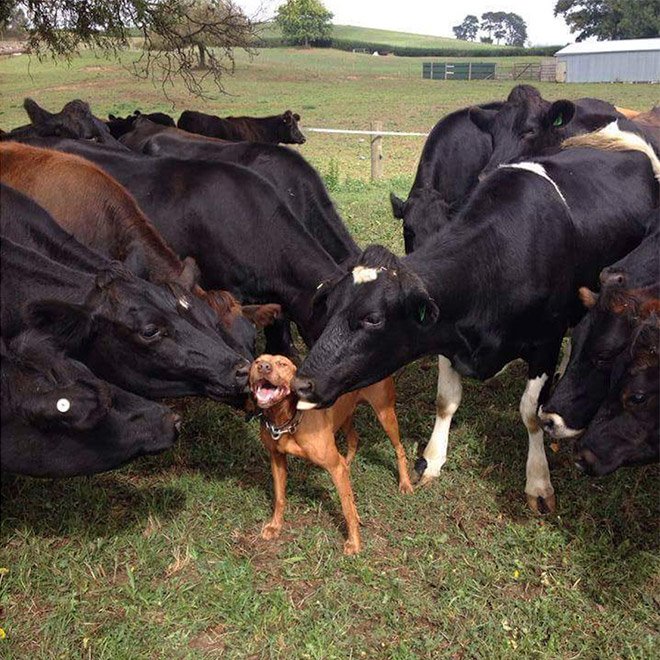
[258,22,509,51]
[1,47,659,659]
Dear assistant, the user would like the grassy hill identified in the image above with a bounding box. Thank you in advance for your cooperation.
[257,22,559,56]
[258,22,504,50]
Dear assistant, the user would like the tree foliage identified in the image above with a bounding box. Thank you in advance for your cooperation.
[554,0,660,41]
[452,15,479,42]
[481,11,528,46]
[453,11,528,46]
[275,0,333,47]
[2,1,259,97]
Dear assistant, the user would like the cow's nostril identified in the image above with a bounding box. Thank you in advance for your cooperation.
[293,376,314,397]
[234,362,250,386]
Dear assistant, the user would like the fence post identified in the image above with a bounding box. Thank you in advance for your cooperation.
[370,121,383,181]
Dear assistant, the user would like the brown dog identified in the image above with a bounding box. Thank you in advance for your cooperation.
[250,354,412,555]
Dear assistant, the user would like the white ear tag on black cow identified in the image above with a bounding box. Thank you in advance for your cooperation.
[56,398,71,413]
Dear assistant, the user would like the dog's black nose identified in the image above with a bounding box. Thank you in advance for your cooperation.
[257,361,272,375]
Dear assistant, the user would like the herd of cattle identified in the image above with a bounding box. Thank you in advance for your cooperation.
[0,87,658,524]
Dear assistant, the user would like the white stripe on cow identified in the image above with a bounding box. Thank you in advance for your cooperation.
[499,162,569,208]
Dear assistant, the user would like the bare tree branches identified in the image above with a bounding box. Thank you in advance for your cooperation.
[14,1,260,97]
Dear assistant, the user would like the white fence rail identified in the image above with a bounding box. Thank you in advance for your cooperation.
[303,124,429,180]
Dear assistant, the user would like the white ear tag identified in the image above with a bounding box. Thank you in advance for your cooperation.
[56,398,71,413]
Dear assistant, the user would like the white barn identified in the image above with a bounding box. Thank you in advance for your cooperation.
[554,38,660,83]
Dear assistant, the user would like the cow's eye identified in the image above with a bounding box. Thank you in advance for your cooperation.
[627,393,647,406]
[139,325,162,342]
[593,354,612,368]
[362,313,383,328]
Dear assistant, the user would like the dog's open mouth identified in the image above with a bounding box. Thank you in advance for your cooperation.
[252,379,290,408]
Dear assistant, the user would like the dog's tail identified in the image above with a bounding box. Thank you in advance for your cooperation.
[562,120,660,181]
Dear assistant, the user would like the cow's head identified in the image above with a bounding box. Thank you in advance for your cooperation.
[541,283,659,438]
[279,110,306,144]
[200,289,281,359]
[294,245,438,407]
[107,111,140,138]
[23,262,251,402]
[469,85,575,178]
[575,319,659,476]
[390,188,452,253]
[0,331,179,477]
[24,98,114,143]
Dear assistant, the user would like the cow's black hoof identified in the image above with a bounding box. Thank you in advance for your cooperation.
[414,457,427,476]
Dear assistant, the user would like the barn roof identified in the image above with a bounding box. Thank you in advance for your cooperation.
[555,38,660,56]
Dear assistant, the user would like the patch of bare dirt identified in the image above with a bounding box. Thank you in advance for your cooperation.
[189,623,227,653]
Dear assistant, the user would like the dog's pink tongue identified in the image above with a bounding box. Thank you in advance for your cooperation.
[257,385,278,406]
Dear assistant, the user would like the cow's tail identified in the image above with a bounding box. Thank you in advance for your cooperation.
[562,120,660,181]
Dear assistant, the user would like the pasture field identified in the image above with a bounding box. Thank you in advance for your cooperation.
[0,48,659,659]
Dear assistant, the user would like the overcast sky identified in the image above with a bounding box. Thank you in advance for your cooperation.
[239,1,576,46]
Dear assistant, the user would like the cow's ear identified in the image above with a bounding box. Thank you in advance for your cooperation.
[406,290,439,327]
[108,113,117,120]
[24,300,93,350]
[468,106,494,132]
[390,192,405,219]
[133,109,142,116]
[400,269,439,326]
[24,98,54,126]
[242,303,282,328]
[546,100,575,129]
[578,287,598,309]
[293,113,300,121]
[177,256,201,291]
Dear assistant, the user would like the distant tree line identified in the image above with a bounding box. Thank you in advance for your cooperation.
[452,12,528,47]
[554,0,660,41]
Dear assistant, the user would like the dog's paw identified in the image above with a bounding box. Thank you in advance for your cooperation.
[261,522,282,540]
[398,479,414,495]
[343,539,361,555]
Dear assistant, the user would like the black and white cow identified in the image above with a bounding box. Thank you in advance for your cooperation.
[294,126,659,512]
[390,102,502,253]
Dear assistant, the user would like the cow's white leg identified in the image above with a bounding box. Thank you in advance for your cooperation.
[519,373,556,514]
[414,355,462,486]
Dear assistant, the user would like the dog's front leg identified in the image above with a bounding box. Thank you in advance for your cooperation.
[262,448,288,540]
[327,457,362,555]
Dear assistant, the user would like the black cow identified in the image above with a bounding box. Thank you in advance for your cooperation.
[1,331,179,477]
[24,139,346,352]
[293,138,658,513]
[540,219,659,439]
[390,102,502,253]
[1,185,250,401]
[575,318,659,476]
[107,110,175,138]
[1,98,117,145]
[467,85,648,178]
[120,119,357,264]
[178,109,306,145]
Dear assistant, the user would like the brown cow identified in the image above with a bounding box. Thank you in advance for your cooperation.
[0,142,279,353]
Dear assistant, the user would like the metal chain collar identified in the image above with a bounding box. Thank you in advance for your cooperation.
[261,410,304,441]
